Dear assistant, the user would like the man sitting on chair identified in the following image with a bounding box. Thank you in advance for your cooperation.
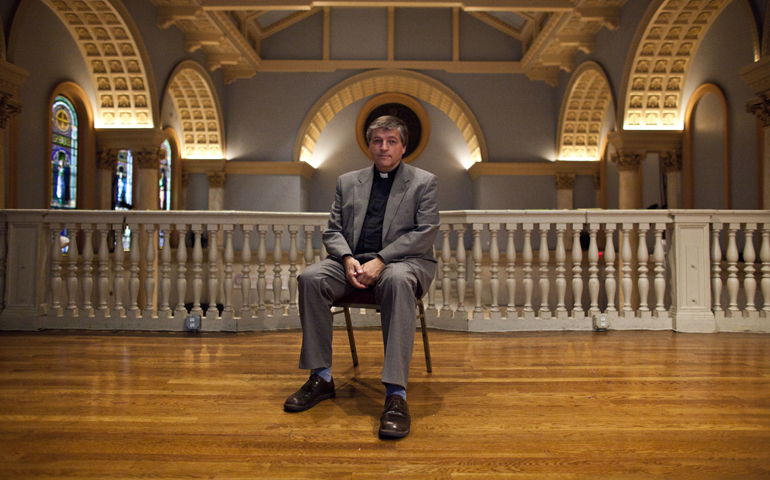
[284,115,440,439]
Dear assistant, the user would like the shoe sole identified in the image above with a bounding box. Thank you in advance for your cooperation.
[283,392,335,413]
[378,427,410,440]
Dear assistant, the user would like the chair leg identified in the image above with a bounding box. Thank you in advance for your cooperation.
[343,307,359,367]
[417,300,432,373]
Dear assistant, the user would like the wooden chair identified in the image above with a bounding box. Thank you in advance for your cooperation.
[332,289,432,373]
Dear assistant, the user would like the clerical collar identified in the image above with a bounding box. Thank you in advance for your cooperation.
[375,162,400,179]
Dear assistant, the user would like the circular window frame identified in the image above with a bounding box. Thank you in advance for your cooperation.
[355,93,430,164]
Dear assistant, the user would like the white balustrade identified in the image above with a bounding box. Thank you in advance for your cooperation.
[1,209,769,333]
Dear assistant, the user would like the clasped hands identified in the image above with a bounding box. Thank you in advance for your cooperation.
[343,255,384,289]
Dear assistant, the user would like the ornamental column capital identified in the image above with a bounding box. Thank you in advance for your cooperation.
[611,151,644,172]
[0,94,22,129]
[555,173,576,190]
[660,150,683,173]
[746,94,770,127]
[206,171,226,188]
[134,147,161,170]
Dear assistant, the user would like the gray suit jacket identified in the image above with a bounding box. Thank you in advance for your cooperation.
[322,162,440,294]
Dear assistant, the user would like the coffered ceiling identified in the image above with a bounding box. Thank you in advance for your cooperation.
[150,0,627,85]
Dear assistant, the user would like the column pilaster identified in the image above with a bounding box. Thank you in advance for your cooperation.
[660,150,683,209]
[611,151,644,209]
[555,173,575,209]
[207,171,226,211]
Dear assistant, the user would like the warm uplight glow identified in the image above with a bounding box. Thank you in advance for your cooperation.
[558,156,597,161]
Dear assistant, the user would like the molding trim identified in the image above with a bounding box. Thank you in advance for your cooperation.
[182,160,316,180]
[468,161,599,180]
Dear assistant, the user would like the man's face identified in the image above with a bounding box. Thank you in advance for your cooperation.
[368,127,406,173]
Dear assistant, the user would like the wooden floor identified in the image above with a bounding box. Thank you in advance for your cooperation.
[0,328,769,479]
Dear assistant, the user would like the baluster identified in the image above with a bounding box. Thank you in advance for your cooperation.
[223,225,234,314]
[743,223,757,312]
[555,224,567,315]
[112,224,125,316]
[159,225,172,313]
[96,225,110,314]
[620,223,633,316]
[711,223,723,312]
[571,223,583,317]
[588,224,600,315]
[128,226,140,313]
[538,223,550,317]
[454,224,466,313]
[257,225,268,313]
[288,225,299,315]
[241,224,253,317]
[505,223,517,317]
[207,226,219,318]
[522,224,534,314]
[472,223,483,316]
[49,224,63,314]
[175,224,188,316]
[726,223,740,313]
[191,225,203,316]
[637,223,650,313]
[273,225,283,315]
[604,223,617,313]
[489,223,500,314]
[66,225,79,314]
[654,223,666,313]
[81,225,94,315]
[441,225,452,313]
[304,226,314,267]
[428,246,437,311]
[761,223,770,314]
[144,224,156,315]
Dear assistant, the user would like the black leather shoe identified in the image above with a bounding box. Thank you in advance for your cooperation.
[284,374,336,412]
[378,394,411,439]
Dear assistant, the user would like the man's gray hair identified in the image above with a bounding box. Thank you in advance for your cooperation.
[366,115,408,147]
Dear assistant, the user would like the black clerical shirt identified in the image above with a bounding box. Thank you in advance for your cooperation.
[354,162,401,258]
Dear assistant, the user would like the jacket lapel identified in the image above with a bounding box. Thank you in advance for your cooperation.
[382,163,411,241]
[351,167,373,250]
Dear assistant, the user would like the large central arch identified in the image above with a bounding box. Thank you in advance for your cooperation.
[294,69,488,166]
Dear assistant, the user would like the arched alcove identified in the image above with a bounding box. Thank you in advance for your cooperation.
[683,83,730,208]
[557,61,614,161]
[294,69,487,168]
[162,60,225,160]
[37,0,158,128]
[618,0,755,130]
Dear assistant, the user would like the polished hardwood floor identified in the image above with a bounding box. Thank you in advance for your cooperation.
[0,327,769,479]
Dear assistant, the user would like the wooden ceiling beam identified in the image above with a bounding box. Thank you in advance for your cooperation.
[199,0,573,12]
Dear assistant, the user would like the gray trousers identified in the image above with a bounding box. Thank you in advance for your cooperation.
[297,258,424,388]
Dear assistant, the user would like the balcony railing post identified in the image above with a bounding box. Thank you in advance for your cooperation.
[223,224,235,317]
[505,223,517,319]
[538,223,551,318]
[112,224,125,318]
[454,224,467,315]
[588,223,600,316]
[489,223,500,318]
[637,223,650,315]
[206,224,219,319]
[65,223,79,316]
[191,225,203,317]
[440,224,452,314]
[288,225,299,316]
[743,223,757,313]
[49,223,63,316]
[472,223,483,319]
[669,212,716,332]
[711,222,723,314]
[158,224,172,315]
[241,224,253,319]
[555,223,567,317]
[522,223,534,317]
[726,223,740,314]
[95,224,110,316]
[143,223,156,317]
[571,222,583,318]
[174,223,187,317]
[81,224,94,317]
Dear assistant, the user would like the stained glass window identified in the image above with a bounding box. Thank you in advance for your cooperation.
[114,149,133,211]
[51,96,78,209]
[113,150,134,251]
[159,140,171,210]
